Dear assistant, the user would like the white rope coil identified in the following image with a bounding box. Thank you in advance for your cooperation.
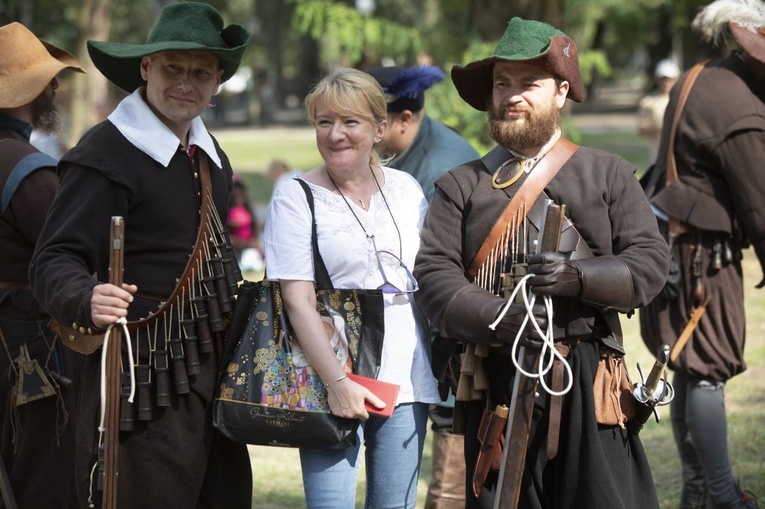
[488,274,573,396]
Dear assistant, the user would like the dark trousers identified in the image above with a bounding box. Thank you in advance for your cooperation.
[75,343,252,509]
[671,372,742,509]
[0,318,81,509]
[463,342,659,509]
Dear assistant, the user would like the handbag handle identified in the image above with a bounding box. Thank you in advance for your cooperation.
[295,178,334,290]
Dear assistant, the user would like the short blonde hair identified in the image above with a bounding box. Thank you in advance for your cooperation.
[304,68,387,167]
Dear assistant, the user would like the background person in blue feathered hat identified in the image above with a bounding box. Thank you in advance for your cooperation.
[365,64,479,202]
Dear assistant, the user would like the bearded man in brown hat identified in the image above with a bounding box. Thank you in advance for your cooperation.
[29,3,253,508]
[640,0,765,507]
[413,17,668,509]
[0,21,84,509]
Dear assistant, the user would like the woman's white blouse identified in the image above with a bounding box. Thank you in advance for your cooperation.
[264,167,441,405]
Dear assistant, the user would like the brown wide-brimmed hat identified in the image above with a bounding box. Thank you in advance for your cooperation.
[0,22,84,109]
[451,17,586,111]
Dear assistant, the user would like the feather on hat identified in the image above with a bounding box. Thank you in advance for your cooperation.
[366,64,444,112]
[692,0,765,62]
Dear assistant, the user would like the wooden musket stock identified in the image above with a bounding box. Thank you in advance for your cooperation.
[103,216,125,509]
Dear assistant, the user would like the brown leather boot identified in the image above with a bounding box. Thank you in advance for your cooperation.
[425,431,467,509]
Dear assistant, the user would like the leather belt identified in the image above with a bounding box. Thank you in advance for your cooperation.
[547,343,571,460]
[488,333,593,357]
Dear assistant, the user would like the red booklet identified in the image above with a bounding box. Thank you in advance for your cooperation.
[347,373,400,418]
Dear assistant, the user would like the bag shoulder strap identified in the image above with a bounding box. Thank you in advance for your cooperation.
[665,61,707,186]
[466,138,578,279]
[0,138,57,212]
[295,178,334,290]
[665,61,707,239]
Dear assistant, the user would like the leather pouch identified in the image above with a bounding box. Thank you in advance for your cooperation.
[593,351,636,428]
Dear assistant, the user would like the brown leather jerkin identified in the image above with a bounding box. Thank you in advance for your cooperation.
[466,138,578,280]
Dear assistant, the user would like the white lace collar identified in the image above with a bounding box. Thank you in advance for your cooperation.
[107,88,222,169]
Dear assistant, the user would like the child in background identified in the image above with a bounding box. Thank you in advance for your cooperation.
[228,179,264,272]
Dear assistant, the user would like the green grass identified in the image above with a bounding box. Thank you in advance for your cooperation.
[213,124,765,509]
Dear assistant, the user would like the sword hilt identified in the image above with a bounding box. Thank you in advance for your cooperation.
[633,344,674,422]
[644,344,669,396]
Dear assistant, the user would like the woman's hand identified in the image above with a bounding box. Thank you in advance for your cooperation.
[91,282,137,329]
[326,377,386,420]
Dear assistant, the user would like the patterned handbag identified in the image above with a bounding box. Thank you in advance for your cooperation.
[213,179,384,449]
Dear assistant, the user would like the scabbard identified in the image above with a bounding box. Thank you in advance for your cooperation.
[472,404,509,498]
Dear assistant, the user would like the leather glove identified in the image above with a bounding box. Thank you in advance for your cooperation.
[491,301,548,350]
[527,252,581,297]
[529,253,634,312]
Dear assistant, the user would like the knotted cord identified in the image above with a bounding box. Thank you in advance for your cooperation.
[98,317,136,432]
[488,274,573,396]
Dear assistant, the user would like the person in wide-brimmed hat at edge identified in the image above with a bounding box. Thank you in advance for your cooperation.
[0,21,84,509]
[640,0,764,507]
[29,3,253,508]
[413,17,669,509]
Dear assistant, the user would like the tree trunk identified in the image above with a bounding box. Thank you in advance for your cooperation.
[69,0,111,146]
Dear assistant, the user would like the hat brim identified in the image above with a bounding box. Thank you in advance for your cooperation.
[730,22,765,63]
[87,36,248,93]
[0,23,85,108]
[451,35,586,111]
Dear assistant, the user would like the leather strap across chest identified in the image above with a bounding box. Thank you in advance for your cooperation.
[126,154,215,331]
[466,138,578,280]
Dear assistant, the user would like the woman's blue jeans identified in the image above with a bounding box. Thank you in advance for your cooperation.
[300,402,429,509]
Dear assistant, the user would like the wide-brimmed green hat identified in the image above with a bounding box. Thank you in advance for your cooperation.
[87,2,250,92]
[451,17,586,111]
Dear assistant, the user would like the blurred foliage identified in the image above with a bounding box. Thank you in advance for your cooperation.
[423,41,494,153]
[1,0,726,143]
[293,0,422,67]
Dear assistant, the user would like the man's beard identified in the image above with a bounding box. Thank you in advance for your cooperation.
[31,93,61,133]
[488,101,559,153]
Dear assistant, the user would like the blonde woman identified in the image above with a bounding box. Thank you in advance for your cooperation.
[264,68,440,508]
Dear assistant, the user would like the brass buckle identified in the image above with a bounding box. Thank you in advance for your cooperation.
[491,158,525,189]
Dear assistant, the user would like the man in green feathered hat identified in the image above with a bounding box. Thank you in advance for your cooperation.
[414,17,668,509]
[29,3,253,508]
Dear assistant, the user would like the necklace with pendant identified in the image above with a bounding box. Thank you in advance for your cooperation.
[327,169,371,210]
